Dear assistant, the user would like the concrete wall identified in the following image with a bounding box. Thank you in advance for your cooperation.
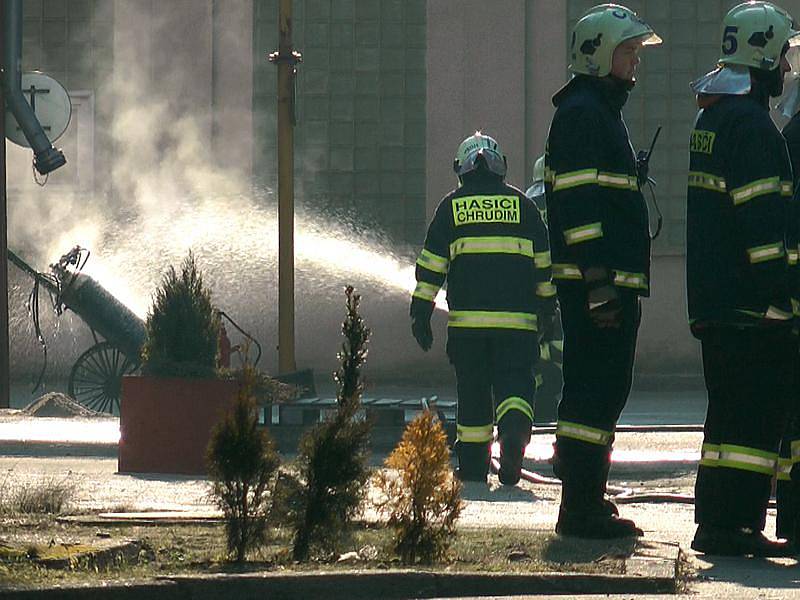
[112,0,252,181]
[426,0,551,216]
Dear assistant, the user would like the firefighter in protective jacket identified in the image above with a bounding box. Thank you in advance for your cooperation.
[687,1,799,557]
[410,132,556,485]
[776,65,800,547]
[545,4,661,539]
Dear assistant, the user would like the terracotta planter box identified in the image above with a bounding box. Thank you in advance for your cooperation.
[119,375,239,475]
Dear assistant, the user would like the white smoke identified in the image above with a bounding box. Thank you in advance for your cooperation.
[6,2,449,395]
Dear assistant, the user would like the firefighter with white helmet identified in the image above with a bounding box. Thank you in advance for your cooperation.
[545,4,660,539]
[410,132,556,485]
[687,1,800,556]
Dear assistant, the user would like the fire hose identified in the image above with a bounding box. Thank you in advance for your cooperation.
[486,424,781,509]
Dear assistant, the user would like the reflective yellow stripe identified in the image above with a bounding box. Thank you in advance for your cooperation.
[747,242,784,264]
[556,420,612,446]
[781,181,793,197]
[496,396,533,423]
[688,171,727,192]
[448,310,538,331]
[777,457,792,481]
[450,236,534,259]
[597,172,638,190]
[699,443,720,467]
[788,249,799,266]
[731,176,780,205]
[552,263,583,280]
[765,305,793,320]
[553,168,598,191]
[613,270,648,290]
[416,249,449,274]
[718,444,778,476]
[535,250,552,269]
[536,281,557,298]
[544,167,555,184]
[553,169,637,192]
[564,222,603,245]
[791,440,800,464]
[412,281,440,302]
[456,423,494,443]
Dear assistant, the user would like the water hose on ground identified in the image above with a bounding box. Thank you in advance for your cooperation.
[488,457,706,506]
[488,423,733,507]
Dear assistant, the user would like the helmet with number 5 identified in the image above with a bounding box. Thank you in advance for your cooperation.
[719,2,800,71]
[569,4,661,78]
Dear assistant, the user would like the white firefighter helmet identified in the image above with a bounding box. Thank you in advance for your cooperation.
[569,4,661,78]
[718,2,800,71]
[525,155,547,205]
[453,131,507,178]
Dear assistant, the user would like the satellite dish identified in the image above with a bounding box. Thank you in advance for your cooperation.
[5,72,72,148]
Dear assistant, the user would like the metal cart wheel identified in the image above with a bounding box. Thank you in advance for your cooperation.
[68,341,138,414]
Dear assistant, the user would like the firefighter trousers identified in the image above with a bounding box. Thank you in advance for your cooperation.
[695,326,795,532]
[553,288,640,509]
[776,362,800,540]
[446,334,539,480]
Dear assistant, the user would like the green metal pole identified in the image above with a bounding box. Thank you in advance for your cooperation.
[0,0,10,408]
[272,0,298,374]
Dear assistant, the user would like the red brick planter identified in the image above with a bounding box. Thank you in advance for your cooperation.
[119,376,239,475]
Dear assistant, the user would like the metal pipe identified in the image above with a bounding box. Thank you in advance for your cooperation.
[0,0,8,409]
[3,0,65,175]
[7,250,58,295]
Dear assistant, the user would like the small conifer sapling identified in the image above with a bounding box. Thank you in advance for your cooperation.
[375,410,463,564]
[289,286,373,561]
[207,363,280,562]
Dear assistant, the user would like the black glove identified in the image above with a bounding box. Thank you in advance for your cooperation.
[411,316,433,351]
[583,267,622,329]
[588,293,623,329]
[410,298,434,351]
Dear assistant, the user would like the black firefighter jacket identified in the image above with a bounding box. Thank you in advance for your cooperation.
[686,92,795,329]
[544,75,651,295]
[410,176,556,340]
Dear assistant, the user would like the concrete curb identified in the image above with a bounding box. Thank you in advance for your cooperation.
[0,542,683,599]
[0,440,117,458]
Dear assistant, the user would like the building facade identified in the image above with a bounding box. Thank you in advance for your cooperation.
[12,0,800,381]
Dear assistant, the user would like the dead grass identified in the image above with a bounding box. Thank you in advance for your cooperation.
[0,515,635,589]
[0,476,77,515]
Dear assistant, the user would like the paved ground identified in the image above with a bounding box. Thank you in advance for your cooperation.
[0,437,797,598]
[3,389,800,598]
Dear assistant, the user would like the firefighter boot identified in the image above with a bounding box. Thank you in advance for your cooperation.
[498,437,524,486]
[455,440,490,483]
[599,451,620,517]
[691,525,794,557]
[554,445,619,516]
[497,416,531,486]
[556,476,642,539]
